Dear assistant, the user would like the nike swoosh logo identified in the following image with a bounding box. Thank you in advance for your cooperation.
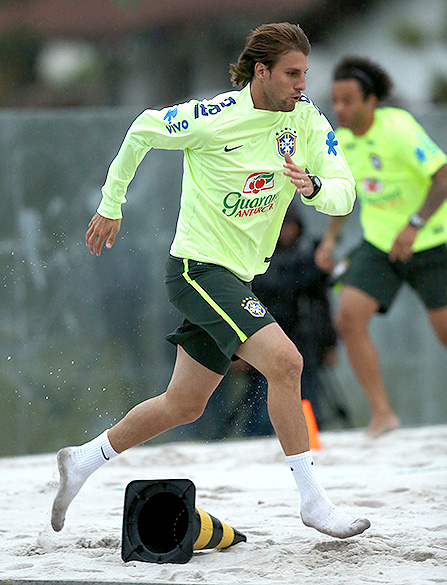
[101,447,110,461]
[224,145,243,152]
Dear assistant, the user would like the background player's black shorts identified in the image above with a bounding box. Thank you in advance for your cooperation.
[339,240,447,313]
[164,256,275,375]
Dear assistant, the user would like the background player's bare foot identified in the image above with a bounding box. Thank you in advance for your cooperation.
[367,414,401,439]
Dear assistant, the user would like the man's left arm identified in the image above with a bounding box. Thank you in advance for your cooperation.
[291,112,356,216]
[389,163,447,262]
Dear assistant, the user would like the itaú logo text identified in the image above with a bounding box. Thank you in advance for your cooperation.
[243,172,275,194]
[221,191,279,217]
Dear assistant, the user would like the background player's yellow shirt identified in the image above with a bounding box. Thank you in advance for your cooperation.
[99,84,355,282]
[336,107,447,253]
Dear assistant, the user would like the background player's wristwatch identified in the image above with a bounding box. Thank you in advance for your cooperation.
[409,213,426,229]
[302,175,322,200]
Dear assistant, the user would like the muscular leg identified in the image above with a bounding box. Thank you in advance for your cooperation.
[51,347,223,531]
[335,286,400,437]
[108,346,224,452]
[427,305,447,346]
[236,322,370,538]
[235,322,307,455]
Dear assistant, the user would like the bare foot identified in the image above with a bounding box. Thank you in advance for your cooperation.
[367,415,401,439]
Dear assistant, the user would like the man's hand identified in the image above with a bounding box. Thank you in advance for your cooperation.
[85,213,122,257]
[283,152,314,198]
[388,225,418,263]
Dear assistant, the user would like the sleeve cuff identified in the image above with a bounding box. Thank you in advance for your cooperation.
[97,195,123,219]
[300,186,324,206]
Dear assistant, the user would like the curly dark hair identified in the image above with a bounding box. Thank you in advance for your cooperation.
[229,23,311,88]
[333,57,392,100]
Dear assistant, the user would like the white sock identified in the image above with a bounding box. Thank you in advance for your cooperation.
[287,450,326,504]
[286,450,371,539]
[51,430,118,532]
[73,429,119,476]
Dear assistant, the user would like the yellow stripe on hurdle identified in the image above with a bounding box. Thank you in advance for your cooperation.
[182,259,248,343]
[216,521,235,549]
[193,507,214,550]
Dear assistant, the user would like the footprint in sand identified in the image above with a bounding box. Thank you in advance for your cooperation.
[353,499,385,508]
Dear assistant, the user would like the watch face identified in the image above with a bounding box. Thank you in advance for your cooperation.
[302,175,322,199]
[409,214,425,228]
[311,175,322,194]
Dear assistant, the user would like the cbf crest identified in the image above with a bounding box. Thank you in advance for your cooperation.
[241,296,266,318]
[276,128,297,157]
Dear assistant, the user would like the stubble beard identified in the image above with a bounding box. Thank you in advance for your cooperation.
[264,90,295,112]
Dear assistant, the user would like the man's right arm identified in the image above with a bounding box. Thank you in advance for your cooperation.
[314,214,349,272]
[98,102,209,220]
[87,100,209,255]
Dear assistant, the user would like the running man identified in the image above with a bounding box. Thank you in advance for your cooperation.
[315,57,447,437]
[51,23,370,539]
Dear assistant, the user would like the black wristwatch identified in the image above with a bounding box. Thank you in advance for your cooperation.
[302,175,322,200]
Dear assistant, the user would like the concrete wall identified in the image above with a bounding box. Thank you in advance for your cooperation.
[1,106,446,456]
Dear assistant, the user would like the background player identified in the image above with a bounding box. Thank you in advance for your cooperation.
[315,57,447,437]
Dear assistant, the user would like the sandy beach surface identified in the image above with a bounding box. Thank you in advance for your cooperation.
[1,425,446,585]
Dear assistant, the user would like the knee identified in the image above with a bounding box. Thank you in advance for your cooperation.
[177,400,207,424]
[164,388,208,424]
[266,344,304,385]
[335,309,362,339]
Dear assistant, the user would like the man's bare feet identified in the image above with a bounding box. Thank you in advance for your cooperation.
[367,414,401,439]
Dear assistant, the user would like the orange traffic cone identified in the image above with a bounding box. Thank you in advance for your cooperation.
[302,399,322,450]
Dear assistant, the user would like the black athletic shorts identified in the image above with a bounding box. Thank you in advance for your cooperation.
[164,256,276,375]
[339,240,447,313]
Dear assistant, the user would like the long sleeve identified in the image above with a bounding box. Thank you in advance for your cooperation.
[98,102,210,219]
[298,105,356,216]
